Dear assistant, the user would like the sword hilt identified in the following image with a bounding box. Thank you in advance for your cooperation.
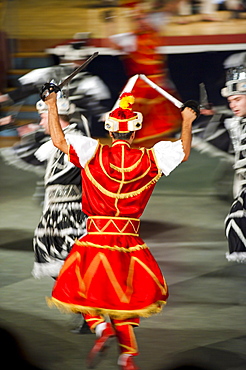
[40,82,61,101]
[181,100,200,118]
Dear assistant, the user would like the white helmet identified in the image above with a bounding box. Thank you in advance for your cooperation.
[221,52,246,98]
[63,46,90,61]
[36,96,75,115]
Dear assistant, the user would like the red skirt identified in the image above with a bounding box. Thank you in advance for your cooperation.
[48,216,168,319]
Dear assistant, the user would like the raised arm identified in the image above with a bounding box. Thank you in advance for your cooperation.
[180,107,197,162]
[45,92,68,154]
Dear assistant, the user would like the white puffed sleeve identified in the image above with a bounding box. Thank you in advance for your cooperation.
[153,140,185,176]
[65,134,98,168]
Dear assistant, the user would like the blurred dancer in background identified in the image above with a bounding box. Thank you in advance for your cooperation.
[221,53,246,263]
[0,90,91,335]
[32,94,87,279]
[0,43,111,136]
[191,53,246,202]
[110,1,182,147]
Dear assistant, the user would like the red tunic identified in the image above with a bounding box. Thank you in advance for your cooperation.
[48,140,169,319]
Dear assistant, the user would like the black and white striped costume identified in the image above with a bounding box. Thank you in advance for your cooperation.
[225,116,246,263]
[32,123,87,278]
[9,64,111,135]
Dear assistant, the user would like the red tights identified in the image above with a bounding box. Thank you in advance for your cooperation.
[83,314,140,356]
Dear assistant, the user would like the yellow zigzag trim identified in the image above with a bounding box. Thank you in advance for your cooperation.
[87,217,140,235]
[57,252,167,304]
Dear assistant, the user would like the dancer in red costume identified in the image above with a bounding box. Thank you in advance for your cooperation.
[110,4,182,147]
[45,91,197,369]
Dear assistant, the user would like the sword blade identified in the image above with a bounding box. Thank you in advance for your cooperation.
[139,74,183,109]
[199,82,209,109]
[58,52,99,89]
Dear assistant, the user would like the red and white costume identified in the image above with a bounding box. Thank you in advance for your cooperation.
[48,136,184,350]
[48,94,185,362]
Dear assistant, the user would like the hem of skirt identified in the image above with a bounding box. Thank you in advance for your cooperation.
[226,252,246,263]
[46,297,166,319]
[32,261,64,279]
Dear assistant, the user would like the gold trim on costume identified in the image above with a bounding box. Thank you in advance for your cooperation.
[131,257,168,295]
[146,73,164,79]
[114,321,139,327]
[99,145,152,183]
[112,141,130,147]
[120,325,138,354]
[86,318,103,324]
[128,55,162,66]
[84,142,162,199]
[47,297,166,319]
[87,216,140,235]
[84,164,161,199]
[55,251,167,306]
[86,317,104,332]
[115,145,125,215]
[88,218,139,232]
[135,96,165,106]
[88,216,140,221]
[88,232,139,236]
[119,342,138,354]
[110,148,145,173]
[74,240,148,253]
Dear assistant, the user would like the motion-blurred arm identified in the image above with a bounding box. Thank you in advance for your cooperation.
[180,107,197,161]
[45,92,68,154]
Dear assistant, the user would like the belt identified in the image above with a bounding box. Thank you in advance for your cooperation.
[87,216,140,236]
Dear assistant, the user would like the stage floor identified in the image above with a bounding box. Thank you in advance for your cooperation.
[0,147,245,370]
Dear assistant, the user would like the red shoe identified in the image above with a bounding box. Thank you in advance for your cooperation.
[119,356,140,370]
[86,323,115,368]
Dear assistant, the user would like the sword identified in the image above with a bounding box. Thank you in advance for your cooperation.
[140,74,183,109]
[40,52,99,101]
[139,74,200,117]
[199,82,208,109]
[199,82,213,110]
[0,102,27,131]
